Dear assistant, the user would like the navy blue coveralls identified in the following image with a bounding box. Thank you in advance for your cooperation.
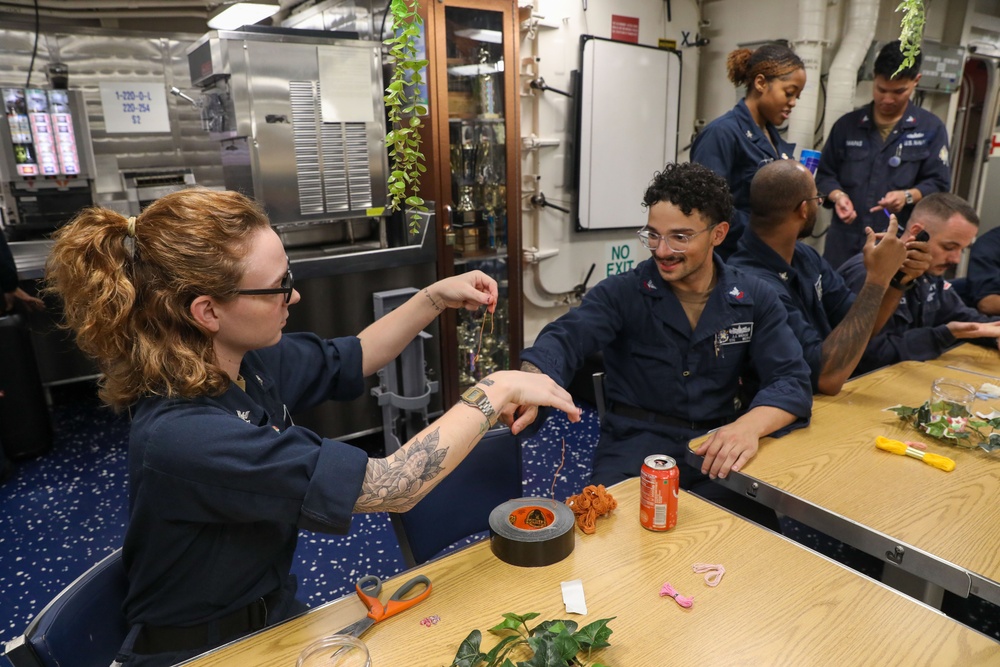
[816,101,950,270]
[691,99,796,260]
[728,229,856,392]
[964,226,1000,309]
[118,333,369,666]
[839,254,999,375]
[521,255,812,524]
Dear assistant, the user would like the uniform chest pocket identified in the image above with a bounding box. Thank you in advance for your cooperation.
[841,146,871,188]
[891,146,930,188]
[629,341,680,372]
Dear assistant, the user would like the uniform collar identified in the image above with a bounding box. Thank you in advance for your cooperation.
[734,99,791,160]
[858,100,920,130]
[736,228,794,278]
[204,353,276,427]
[636,254,756,343]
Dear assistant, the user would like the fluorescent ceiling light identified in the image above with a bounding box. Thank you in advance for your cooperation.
[453,28,503,44]
[208,2,280,30]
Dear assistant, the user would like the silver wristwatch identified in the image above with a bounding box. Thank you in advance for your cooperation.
[903,189,914,205]
[460,386,498,427]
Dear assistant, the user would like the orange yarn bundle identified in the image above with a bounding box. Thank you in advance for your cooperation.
[565,485,617,534]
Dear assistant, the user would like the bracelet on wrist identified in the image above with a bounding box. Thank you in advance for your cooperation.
[889,275,915,292]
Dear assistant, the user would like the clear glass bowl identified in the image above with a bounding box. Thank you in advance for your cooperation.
[295,634,371,667]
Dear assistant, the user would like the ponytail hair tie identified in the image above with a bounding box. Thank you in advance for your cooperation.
[124,216,138,259]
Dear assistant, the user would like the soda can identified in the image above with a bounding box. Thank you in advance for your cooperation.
[639,454,679,531]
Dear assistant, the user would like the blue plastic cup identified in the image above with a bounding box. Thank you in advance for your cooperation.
[800,148,821,175]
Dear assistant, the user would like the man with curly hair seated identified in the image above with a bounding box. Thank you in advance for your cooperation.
[512,162,813,530]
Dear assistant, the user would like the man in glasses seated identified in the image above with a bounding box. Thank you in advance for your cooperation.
[512,162,813,530]
[728,159,917,395]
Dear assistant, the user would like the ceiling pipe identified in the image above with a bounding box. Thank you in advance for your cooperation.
[786,0,826,154]
[823,0,880,142]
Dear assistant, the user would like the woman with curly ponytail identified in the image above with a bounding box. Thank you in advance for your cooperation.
[46,188,580,666]
[691,43,806,259]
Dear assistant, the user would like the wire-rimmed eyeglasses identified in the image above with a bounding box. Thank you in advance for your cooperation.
[801,193,826,208]
[636,227,711,253]
[235,267,294,303]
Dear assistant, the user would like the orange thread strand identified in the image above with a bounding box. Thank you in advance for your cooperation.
[473,308,494,365]
[565,484,617,534]
[550,437,567,499]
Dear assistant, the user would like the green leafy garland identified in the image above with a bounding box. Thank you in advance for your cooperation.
[894,0,925,77]
[886,401,1000,452]
[449,612,615,667]
[384,0,429,234]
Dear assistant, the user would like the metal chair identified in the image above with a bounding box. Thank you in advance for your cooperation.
[3,548,128,667]
[390,425,522,567]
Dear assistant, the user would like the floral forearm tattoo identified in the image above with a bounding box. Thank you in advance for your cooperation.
[355,428,448,511]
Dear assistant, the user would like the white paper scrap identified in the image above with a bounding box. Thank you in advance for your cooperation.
[561,579,587,615]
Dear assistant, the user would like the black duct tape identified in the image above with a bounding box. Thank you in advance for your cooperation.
[489,497,576,567]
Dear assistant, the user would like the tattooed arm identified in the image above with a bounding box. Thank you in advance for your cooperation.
[818,222,906,395]
[353,370,581,513]
[818,283,887,395]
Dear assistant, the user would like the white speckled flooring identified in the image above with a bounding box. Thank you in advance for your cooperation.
[2,383,996,647]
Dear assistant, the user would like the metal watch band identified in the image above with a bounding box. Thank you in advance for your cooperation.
[461,386,498,427]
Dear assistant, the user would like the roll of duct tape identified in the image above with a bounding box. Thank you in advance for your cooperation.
[489,497,576,567]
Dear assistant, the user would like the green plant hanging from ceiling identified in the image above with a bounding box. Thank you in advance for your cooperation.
[385,0,429,234]
[894,0,925,77]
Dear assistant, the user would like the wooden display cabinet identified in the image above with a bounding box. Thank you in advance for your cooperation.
[420,0,523,404]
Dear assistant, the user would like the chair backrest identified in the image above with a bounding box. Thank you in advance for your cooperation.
[391,425,522,567]
[3,549,128,667]
[592,372,607,422]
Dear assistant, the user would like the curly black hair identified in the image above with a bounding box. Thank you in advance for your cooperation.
[642,162,733,226]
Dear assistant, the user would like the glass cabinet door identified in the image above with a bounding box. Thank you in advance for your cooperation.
[429,1,521,396]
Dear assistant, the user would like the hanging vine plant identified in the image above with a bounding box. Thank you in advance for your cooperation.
[384,0,429,234]
[894,0,925,76]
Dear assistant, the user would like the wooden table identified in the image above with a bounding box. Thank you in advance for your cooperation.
[181,479,998,666]
[688,345,1000,606]
[929,343,1000,380]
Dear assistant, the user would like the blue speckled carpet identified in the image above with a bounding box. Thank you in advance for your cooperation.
[2,383,997,646]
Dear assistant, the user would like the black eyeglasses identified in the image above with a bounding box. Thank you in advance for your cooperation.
[235,268,294,303]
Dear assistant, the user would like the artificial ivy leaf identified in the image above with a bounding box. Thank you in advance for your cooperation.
[484,635,523,664]
[517,636,565,667]
[452,629,485,667]
[574,617,616,650]
[405,196,424,207]
[885,405,917,417]
[490,612,540,635]
[532,620,578,636]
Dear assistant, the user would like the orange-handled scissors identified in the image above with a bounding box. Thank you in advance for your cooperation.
[335,574,432,638]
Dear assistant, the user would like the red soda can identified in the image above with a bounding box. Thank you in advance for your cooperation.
[639,454,679,531]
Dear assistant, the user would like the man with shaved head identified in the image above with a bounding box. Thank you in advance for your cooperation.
[728,159,918,394]
[839,193,1000,375]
